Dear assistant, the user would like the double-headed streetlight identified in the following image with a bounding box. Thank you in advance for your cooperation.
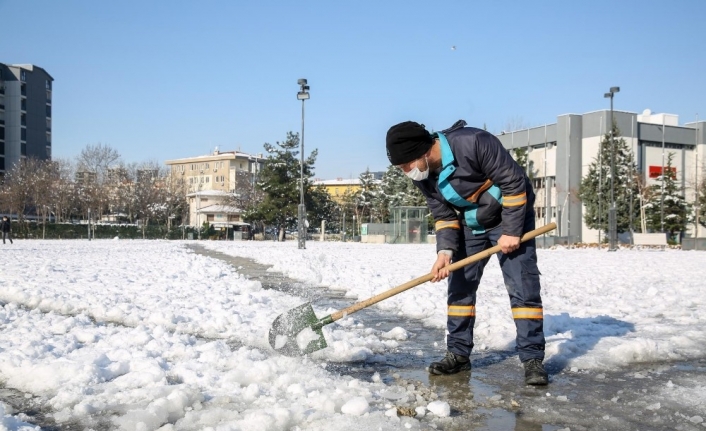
[604,86,620,251]
[297,78,310,250]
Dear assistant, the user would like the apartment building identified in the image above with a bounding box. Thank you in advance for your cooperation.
[165,149,265,227]
[0,63,53,175]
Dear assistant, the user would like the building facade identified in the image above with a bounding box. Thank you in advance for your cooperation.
[312,178,363,204]
[496,109,705,244]
[165,149,265,227]
[0,63,53,175]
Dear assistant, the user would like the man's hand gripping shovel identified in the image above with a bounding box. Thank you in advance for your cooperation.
[269,223,557,356]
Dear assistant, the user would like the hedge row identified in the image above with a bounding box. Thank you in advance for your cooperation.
[18,223,201,240]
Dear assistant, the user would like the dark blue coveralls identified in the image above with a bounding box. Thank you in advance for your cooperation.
[414,120,545,363]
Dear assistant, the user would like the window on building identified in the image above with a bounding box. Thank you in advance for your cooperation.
[0,157,4,170]
[45,80,51,90]
[21,128,26,141]
[21,143,26,156]
[21,83,26,96]
[205,176,210,183]
[21,99,26,111]
[0,127,4,141]
[0,141,4,155]
[46,132,51,144]
[21,114,26,126]
[46,146,51,158]
[20,70,26,81]
[46,118,51,130]
[46,105,51,118]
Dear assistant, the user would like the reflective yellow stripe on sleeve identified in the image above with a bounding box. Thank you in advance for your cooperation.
[512,307,543,320]
[448,305,476,317]
[502,193,527,207]
[435,220,460,231]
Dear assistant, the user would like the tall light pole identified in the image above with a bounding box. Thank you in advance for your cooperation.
[297,78,310,250]
[660,115,665,234]
[604,86,620,251]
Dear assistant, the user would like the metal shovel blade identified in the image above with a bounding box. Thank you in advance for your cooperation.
[269,302,327,356]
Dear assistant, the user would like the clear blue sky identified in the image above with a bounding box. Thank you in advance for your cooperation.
[2,1,704,180]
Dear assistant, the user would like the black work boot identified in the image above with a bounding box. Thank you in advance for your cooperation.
[429,351,471,375]
[523,358,549,385]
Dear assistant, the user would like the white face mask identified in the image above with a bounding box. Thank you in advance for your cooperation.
[405,157,429,181]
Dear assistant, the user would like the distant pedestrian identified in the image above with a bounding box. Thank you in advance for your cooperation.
[1,216,13,244]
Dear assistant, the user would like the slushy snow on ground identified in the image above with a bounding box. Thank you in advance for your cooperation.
[0,239,704,430]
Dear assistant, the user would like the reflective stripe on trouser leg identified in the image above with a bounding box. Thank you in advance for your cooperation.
[446,229,492,358]
[497,217,546,362]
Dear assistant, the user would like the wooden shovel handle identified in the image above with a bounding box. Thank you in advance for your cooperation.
[329,223,557,322]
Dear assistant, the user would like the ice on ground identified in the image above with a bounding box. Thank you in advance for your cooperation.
[381,327,409,340]
[340,397,370,416]
[427,400,451,417]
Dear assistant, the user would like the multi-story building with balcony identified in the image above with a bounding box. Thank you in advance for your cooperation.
[165,149,265,228]
[0,63,53,176]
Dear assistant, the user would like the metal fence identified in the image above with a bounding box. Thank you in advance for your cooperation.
[681,238,706,250]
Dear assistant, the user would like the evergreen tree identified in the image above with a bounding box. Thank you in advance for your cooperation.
[244,132,317,240]
[307,185,338,234]
[371,165,425,223]
[511,148,535,179]
[354,169,380,224]
[643,152,692,241]
[579,123,641,235]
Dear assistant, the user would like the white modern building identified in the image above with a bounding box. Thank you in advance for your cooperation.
[496,109,705,244]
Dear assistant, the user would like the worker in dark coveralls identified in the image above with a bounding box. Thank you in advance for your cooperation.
[385,120,548,385]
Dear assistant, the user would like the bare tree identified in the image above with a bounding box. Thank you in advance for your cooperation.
[77,143,122,220]
[225,170,264,214]
[131,161,165,238]
[162,174,188,230]
[0,159,40,235]
[31,160,60,239]
[51,159,78,223]
[503,116,531,133]
[77,143,121,183]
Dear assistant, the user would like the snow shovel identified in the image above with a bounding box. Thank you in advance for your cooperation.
[269,222,557,356]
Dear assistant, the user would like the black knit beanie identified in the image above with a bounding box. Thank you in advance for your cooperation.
[386,121,433,165]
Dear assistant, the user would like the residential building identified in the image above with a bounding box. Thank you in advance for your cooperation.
[0,63,53,175]
[496,109,705,244]
[75,171,97,186]
[312,178,363,204]
[165,149,265,227]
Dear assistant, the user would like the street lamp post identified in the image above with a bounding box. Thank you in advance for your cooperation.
[604,86,620,251]
[297,78,310,250]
